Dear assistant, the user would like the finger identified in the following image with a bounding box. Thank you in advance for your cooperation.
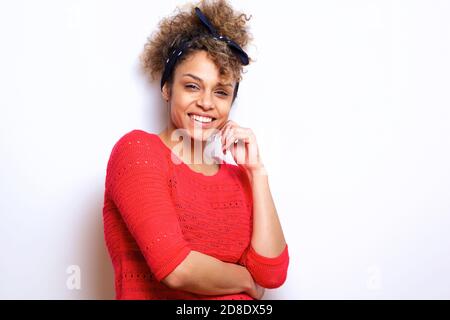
[223,128,238,151]
[229,141,237,160]
[224,127,238,150]
[219,119,232,130]
[223,129,250,151]
[220,120,239,140]
[223,126,240,151]
[221,125,230,146]
[232,139,247,165]
[221,121,237,146]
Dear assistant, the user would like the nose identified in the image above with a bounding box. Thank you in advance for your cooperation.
[197,91,214,110]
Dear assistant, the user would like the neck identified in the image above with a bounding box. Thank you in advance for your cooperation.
[160,126,215,167]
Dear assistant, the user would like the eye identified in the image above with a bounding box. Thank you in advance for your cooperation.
[216,91,229,96]
[185,84,199,90]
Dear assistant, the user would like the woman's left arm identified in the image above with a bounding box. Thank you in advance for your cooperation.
[221,120,287,255]
[246,167,287,257]
[221,121,289,288]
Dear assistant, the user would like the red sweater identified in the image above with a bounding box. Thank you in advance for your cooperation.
[102,129,289,299]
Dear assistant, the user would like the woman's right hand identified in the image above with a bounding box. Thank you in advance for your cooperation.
[246,280,265,300]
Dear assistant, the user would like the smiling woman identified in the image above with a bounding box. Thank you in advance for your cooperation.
[161,50,234,145]
[102,0,289,300]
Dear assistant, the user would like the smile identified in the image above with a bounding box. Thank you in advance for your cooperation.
[188,113,217,127]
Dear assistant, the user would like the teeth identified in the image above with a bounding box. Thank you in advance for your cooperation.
[190,114,213,123]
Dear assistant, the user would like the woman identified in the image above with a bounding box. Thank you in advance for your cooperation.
[103,0,289,300]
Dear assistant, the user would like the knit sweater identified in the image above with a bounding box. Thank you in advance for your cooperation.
[102,129,289,300]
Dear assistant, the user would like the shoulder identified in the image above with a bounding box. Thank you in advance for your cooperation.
[110,129,162,153]
[224,163,252,193]
[113,129,159,148]
[235,164,252,194]
[226,163,249,181]
[104,130,170,199]
[236,164,252,188]
[106,129,167,171]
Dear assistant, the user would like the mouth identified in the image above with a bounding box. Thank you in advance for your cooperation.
[187,113,217,128]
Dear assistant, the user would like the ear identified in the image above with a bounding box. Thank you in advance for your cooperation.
[162,83,170,102]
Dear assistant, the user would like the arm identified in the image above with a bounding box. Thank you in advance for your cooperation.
[238,165,290,289]
[248,167,287,258]
[163,250,263,298]
[107,132,191,282]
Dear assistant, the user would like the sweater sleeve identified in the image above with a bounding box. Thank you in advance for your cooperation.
[238,244,289,289]
[105,130,191,282]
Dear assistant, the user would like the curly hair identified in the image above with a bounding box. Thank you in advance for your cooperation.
[139,0,253,101]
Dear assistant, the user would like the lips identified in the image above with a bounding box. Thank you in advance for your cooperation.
[188,113,216,120]
[187,113,217,128]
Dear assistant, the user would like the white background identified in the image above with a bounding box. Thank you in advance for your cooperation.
[1,0,449,299]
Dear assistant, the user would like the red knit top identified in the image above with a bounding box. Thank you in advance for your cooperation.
[102,129,289,299]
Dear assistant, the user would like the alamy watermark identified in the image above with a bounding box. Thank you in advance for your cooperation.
[366,265,382,291]
[66,265,81,290]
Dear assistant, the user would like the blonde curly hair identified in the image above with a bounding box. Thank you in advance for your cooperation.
[139,0,253,102]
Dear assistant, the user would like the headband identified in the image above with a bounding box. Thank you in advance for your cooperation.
[160,7,249,98]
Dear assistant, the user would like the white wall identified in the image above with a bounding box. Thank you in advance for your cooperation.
[1,0,449,299]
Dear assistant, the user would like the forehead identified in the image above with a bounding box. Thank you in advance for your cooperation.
[174,50,233,84]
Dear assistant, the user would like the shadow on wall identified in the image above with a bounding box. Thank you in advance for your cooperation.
[93,201,115,300]
[134,60,169,135]
[81,186,115,299]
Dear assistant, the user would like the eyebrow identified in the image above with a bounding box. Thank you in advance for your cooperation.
[182,73,234,88]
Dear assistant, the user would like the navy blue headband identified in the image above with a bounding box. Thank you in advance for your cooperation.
[160,7,249,95]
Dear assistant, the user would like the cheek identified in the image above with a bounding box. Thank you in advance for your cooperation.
[172,94,193,111]
[217,105,231,119]
[169,100,190,126]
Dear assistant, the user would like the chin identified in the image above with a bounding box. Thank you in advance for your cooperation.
[185,122,219,142]
[187,128,216,142]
